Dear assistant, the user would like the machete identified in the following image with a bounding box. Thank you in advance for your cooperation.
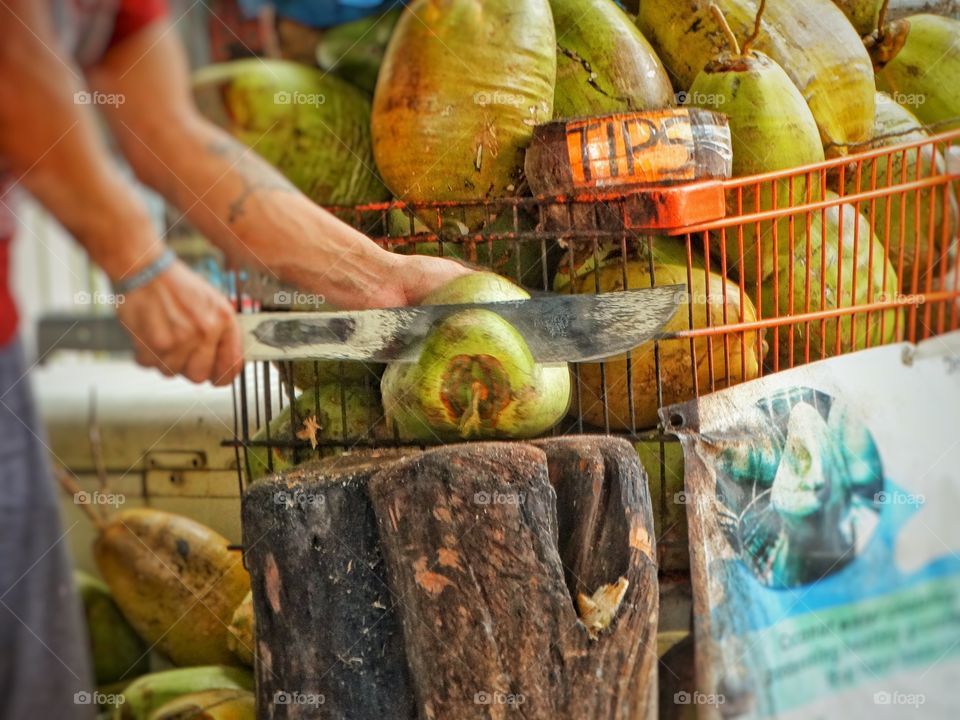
[240,285,685,363]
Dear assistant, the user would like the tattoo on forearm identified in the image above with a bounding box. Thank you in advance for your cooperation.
[206,135,297,223]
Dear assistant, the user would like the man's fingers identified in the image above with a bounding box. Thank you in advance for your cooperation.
[182,338,218,384]
[211,315,243,387]
[155,339,194,377]
[116,261,244,385]
[182,298,242,385]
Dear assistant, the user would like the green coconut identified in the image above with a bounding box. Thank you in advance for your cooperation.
[147,689,255,720]
[380,273,571,441]
[835,92,959,293]
[75,570,150,685]
[119,667,253,720]
[636,0,876,150]
[685,46,823,165]
[226,591,254,667]
[831,0,885,36]
[761,194,903,366]
[549,0,673,119]
[247,383,385,480]
[872,14,960,132]
[635,437,688,570]
[284,360,383,392]
[192,59,389,206]
[315,9,402,94]
[683,12,825,284]
[371,0,556,231]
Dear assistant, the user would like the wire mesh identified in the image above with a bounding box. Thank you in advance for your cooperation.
[228,130,960,501]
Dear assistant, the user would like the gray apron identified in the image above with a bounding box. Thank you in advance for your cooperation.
[0,3,123,717]
[0,339,95,720]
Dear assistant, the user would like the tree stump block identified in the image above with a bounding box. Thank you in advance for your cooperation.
[534,437,659,720]
[242,438,658,720]
[241,450,418,719]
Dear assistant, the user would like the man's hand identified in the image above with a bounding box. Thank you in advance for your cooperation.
[116,261,242,386]
[390,254,474,306]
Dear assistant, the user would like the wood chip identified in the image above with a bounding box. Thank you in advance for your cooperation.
[577,577,629,639]
[296,415,321,449]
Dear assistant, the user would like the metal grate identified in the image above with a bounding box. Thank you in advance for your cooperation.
[226,130,960,496]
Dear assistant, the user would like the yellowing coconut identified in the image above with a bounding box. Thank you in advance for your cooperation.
[147,689,255,720]
[94,510,250,668]
[226,591,254,667]
[566,241,765,431]
[121,670,253,720]
[371,0,556,230]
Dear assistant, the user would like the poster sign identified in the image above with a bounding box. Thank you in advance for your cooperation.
[663,332,960,718]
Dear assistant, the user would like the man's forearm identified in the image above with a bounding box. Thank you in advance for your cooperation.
[0,2,164,282]
[84,20,400,309]
[117,112,401,307]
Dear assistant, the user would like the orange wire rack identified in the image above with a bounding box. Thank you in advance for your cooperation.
[227,130,960,557]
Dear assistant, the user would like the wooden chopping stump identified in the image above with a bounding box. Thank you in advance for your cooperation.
[242,438,658,719]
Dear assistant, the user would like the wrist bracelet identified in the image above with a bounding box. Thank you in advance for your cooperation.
[112,248,176,294]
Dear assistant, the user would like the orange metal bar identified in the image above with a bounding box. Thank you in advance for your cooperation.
[717,130,960,188]
[677,175,956,235]
[669,292,958,340]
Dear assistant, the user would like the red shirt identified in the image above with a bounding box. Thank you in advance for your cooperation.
[0,0,169,348]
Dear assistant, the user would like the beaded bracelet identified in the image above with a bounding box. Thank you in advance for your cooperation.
[112,248,176,295]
